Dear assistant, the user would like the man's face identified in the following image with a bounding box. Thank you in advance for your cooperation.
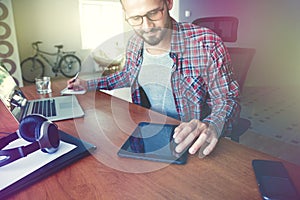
[122,0,172,46]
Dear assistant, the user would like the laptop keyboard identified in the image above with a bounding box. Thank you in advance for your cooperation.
[32,99,57,117]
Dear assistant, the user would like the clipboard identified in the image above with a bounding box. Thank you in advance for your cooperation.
[0,130,96,199]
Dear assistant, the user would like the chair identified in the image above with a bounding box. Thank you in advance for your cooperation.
[227,47,255,142]
[228,47,256,93]
[192,16,239,42]
[192,16,255,142]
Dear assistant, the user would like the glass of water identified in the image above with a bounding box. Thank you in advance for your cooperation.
[35,76,52,94]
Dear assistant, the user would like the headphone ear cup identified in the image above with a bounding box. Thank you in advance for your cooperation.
[40,122,60,153]
[19,114,47,142]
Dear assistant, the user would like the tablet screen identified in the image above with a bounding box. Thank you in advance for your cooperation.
[117,122,188,164]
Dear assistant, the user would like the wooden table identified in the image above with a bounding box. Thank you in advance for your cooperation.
[1,79,300,200]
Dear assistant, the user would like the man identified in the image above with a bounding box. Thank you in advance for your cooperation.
[68,0,240,157]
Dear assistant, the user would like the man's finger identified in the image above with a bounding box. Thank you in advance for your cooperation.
[202,137,218,156]
[173,123,195,144]
[188,130,208,155]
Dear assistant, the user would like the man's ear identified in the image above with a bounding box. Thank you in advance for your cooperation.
[165,0,173,11]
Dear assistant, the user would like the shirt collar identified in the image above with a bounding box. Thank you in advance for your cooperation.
[170,18,186,55]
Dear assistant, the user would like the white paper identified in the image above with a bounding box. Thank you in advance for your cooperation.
[60,87,87,95]
[0,139,76,191]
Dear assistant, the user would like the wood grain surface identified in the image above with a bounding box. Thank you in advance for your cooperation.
[1,78,300,200]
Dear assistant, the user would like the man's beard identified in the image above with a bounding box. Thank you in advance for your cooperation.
[136,27,166,46]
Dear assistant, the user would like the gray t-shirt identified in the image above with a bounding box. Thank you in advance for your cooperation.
[138,49,178,119]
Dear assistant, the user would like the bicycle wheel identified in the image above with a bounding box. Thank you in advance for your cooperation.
[21,57,44,83]
[59,54,81,78]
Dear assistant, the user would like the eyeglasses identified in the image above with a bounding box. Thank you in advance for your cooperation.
[125,5,165,26]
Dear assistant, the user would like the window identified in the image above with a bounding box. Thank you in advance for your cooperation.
[79,0,124,50]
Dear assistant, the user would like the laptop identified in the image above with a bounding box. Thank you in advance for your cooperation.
[0,65,84,122]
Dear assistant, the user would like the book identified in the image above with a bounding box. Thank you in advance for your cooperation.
[0,130,96,199]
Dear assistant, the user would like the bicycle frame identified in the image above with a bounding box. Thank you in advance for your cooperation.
[34,48,62,72]
[21,41,81,82]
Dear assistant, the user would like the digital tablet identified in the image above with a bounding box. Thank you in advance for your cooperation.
[117,122,188,164]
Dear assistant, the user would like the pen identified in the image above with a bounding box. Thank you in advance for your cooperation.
[68,72,79,89]
[70,72,79,83]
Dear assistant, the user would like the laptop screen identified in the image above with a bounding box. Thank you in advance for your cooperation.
[0,66,28,122]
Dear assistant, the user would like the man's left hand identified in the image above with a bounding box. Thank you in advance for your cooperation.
[173,119,218,157]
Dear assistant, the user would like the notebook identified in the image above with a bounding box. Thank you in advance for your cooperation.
[0,66,84,122]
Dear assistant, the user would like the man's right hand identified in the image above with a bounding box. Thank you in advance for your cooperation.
[67,78,87,91]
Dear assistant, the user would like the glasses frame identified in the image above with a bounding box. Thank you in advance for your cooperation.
[125,5,165,26]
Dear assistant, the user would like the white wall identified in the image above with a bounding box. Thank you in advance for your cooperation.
[179,0,300,87]
[11,0,300,87]
[169,0,179,21]
[12,0,90,77]
[0,0,23,86]
[11,0,179,77]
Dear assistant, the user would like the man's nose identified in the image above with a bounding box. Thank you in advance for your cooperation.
[141,16,153,30]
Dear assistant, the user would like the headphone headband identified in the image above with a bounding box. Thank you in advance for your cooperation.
[0,140,40,167]
[0,114,60,167]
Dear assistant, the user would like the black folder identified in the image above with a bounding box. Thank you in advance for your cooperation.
[0,130,96,199]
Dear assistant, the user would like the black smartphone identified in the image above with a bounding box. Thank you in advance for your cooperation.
[252,159,300,200]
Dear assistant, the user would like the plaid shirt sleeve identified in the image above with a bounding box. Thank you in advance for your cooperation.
[86,69,131,91]
[202,54,241,136]
[172,22,240,137]
[200,34,240,137]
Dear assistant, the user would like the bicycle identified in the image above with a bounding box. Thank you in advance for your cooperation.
[21,41,81,83]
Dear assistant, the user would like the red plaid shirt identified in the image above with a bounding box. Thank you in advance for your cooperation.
[87,19,241,137]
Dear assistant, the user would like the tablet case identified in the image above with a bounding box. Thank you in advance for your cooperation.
[118,122,188,165]
[252,159,300,200]
[0,130,96,199]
